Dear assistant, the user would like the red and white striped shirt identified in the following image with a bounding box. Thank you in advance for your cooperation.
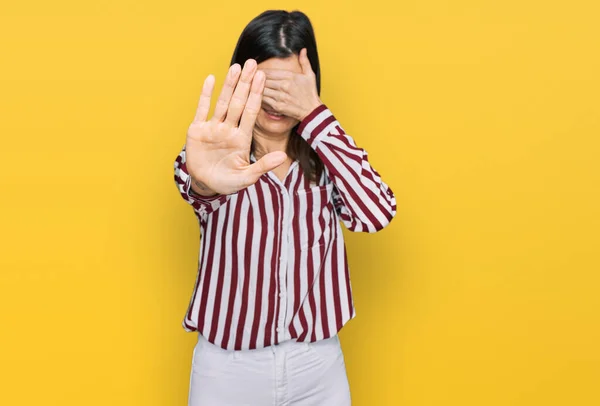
[174,104,396,351]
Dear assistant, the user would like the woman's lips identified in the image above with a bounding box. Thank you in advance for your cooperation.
[263,108,285,121]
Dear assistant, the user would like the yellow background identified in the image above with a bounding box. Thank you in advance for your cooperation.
[1,1,599,405]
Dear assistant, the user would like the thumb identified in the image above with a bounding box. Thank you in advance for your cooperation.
[244,151,288,184]
[299,48,312,75]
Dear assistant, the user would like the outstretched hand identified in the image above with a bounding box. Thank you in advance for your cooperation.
[185,59,288,196]
[260,48,323,122]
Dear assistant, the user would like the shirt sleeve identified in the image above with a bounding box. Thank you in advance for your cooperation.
[173,143,230,216]
[296,104,397,232]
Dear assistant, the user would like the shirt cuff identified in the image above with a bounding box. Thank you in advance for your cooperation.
[295,104,338,147]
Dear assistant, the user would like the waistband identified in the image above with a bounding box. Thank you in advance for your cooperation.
[197,332,339,354]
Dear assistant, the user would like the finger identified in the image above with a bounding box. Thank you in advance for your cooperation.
[193,74,215,123]
[212,63,242,122]
[262,95,278,111]
[262,87,280,101]
[265,79,284,91]
[299,48,313,76]
[225,59,257,127]
[243,151,288,185]
[239,70,265,136]
[260,68,292,80]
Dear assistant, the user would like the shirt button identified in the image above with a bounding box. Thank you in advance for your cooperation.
[277,327,283,333]
[279,291,286,298]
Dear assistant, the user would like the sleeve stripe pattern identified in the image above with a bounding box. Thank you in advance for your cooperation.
[297,105,397,233]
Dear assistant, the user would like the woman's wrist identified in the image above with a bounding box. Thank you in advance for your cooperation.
[299,100,324,122]
[190,176,218,197]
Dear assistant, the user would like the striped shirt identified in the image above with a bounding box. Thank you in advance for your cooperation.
[173,104,396,351]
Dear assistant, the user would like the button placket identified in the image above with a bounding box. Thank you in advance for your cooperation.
[277,186,290,341]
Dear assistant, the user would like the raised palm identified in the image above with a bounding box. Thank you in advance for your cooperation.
[185,59,287,195]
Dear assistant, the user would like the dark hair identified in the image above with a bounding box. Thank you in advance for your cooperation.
[230,9,324,183]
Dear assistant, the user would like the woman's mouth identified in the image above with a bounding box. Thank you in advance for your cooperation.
[262,108,285,121]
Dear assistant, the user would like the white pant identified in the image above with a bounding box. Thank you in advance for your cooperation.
[188,333,352,405]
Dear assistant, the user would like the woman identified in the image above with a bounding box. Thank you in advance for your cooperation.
[174,9,396,406]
